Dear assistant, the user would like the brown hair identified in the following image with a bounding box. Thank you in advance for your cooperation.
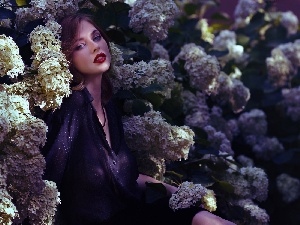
[59,13,113,103]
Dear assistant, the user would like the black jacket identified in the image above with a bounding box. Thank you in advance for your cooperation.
[41,88,141,224]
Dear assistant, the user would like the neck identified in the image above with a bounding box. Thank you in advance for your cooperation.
[85,74,103,107]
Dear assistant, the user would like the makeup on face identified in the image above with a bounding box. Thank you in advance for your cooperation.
[94,53,106,63]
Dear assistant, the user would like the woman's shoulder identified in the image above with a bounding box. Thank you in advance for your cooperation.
[44,89,91,121]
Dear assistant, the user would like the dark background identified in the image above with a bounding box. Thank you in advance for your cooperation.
[206,0,300,20]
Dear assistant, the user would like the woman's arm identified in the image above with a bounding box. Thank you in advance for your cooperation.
[137,174,236,225]
[137,173,178,196]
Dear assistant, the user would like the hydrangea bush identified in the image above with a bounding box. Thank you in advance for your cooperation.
[0,0,299,224]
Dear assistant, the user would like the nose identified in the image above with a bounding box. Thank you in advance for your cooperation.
[89,40,99,53]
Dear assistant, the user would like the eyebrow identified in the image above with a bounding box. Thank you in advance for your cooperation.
[75,29,100,42]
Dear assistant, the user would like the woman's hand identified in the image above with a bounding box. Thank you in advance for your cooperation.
[137,174,178,196]
[192,211,236,225]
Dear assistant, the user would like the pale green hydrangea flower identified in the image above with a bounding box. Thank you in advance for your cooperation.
[0,35,25,78]
[169,181,217,212]
[123,110,195,161]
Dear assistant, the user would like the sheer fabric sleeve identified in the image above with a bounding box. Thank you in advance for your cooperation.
[41,108,78,190]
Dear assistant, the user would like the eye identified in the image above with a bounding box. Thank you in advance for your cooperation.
[74,43,85,51]
[93,33,102,41]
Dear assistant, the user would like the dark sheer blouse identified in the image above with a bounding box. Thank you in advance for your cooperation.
[41,88,141,225]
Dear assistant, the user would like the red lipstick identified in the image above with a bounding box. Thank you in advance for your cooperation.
[94,53,106,63]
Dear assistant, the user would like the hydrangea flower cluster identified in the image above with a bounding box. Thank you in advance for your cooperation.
[212,30,244,65]
[276,173,300,203]
[245,135,284,160]
[213,72,250,113]
[128,0,180,41]
[266,48,297,88]
[233,199,270,225]
[123,110,195,161]
[27,20,72,111]
[0,35,25,78]
[15,0,78,29]
[222,166,268,202]
[234,0,265,19]
[281,86,300,121]
[237,109,267,136]
[169,181,217,212]
[182,90,210,128]
[173,43,220,95]
[203,125,234,155]
[123,110,194,177]
[280,11,299,36]
[151,43,170,60]
[0,90,60,224]
[111,58,175,98]
[28,180,61,225]
[0,161,19,225]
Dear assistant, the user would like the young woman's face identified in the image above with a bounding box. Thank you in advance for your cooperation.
[71,20,111,77]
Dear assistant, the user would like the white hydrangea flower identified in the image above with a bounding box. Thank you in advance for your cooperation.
[280,11,299,36]
[195,19,214,44]
[213,30,244,65]
[276,173,300,203]
[0,188,19,225]
[28,180,61,225]
[277,40,300,67]
[15,0,78,29]
[0,109,11,143]
[111,59,175,98]
[29,24,61,54]
[11,116,47,156]
[173,43,220,95]
[169,181,217,212]
[266,48,296,88]
[129,0,180,41]
[123,110,195,161]
[212,72,250,113]
[31,57,72,111]
[0,91,31,127]
[0,35,25,78]
[124,0,137,6]
[234,0,265,19]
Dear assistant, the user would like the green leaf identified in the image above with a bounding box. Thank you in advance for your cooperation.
[16,0,28,6]
[212,177,235,194]
[208,49,229,58]
[142,92,164,108]
[139,84,163,94]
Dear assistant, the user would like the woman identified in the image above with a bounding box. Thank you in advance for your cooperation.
[41,13,236,225]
